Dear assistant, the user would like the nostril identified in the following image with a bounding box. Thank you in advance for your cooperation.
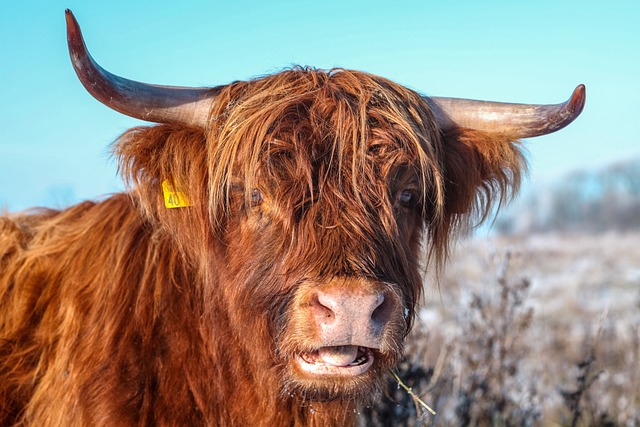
[312,292,335,321]
[316,290,338,312]
[371,293,391,326]
[373,292,385,311]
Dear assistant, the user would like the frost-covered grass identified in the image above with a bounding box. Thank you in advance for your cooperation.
[362,231,640,426]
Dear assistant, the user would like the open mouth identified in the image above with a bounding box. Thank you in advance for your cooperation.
[296,346,374,376]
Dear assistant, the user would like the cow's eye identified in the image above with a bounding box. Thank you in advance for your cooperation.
[396,189,416,207]
[251,189,264,207]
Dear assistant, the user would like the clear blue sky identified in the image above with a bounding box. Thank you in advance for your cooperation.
[1,0,638,212]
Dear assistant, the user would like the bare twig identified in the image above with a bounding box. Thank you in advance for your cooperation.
[391,369,437,416]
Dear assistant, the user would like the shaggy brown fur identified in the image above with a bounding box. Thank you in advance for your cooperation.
[0,67,525,426]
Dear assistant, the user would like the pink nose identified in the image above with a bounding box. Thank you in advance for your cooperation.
[312,288,392,348]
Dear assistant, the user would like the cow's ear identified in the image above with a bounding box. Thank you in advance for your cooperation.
[441,128,527,222]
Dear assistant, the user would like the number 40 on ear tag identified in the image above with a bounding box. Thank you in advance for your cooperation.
[162,180,192,208]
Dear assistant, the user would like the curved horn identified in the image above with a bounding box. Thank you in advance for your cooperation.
[424,84,586,138]
[65,9,214,128]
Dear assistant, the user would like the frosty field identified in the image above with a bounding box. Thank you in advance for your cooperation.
[364,231,640,426]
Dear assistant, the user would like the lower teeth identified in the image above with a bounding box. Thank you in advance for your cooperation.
[300,348,370,367]
[349,355,367,366]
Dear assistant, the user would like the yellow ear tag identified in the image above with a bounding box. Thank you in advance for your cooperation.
[162,179,192,208]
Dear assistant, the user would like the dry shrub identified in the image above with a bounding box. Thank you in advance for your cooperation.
[362,252,540,426]
[362,234,640,426]
[558,310,640,426]
[450,253,540,426]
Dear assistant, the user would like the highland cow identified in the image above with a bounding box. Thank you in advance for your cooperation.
[0,10,585,426]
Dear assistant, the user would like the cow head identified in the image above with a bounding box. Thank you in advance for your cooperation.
[65,10,584,404]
